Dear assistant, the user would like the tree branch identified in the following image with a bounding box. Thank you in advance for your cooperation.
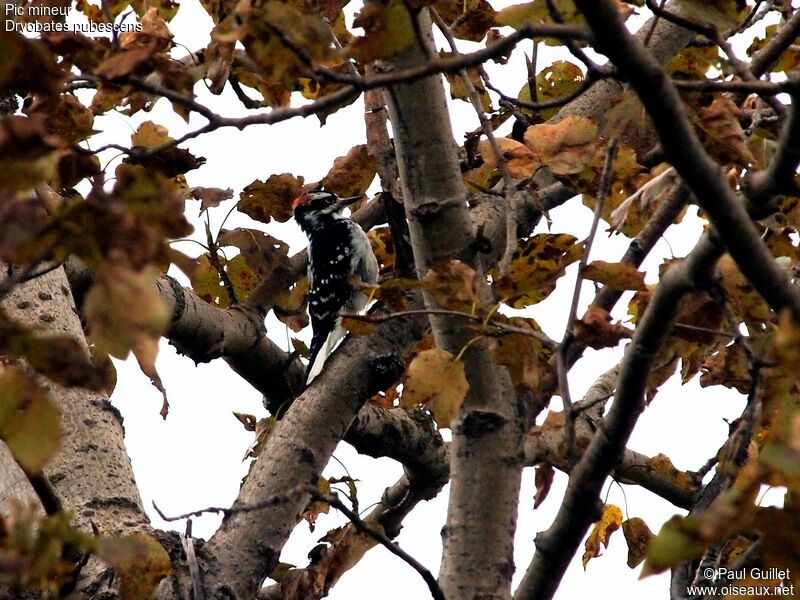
[515,232,724,600]
[384,10,522,599]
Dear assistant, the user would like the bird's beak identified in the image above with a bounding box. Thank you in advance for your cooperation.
[336,195,363,207]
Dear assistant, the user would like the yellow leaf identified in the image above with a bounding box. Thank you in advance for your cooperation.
[97,533,172,600]
[479,137,539,179]
[642,515,705,576]
[131,121,172,148]
[341,315,377,336]
[582,260,647,291]
[401,348,469,429]
[582,504,623,568]
[0,368,61,474]
[84,265,169,378]
[492,233,584,307]
[347,0,415,62]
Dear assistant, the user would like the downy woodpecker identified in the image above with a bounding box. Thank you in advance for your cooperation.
[292,191,379,384]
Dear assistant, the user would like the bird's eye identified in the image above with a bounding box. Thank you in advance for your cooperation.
[326,194,336,205]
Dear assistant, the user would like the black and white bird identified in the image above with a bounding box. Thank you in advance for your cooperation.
[292,190,379,384]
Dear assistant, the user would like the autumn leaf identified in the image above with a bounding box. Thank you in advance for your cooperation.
[401,348,469,429]
[582,504,623,568]
[84,265,169,406]
[533,463,554,508]
[189,186,234,213]
[695,97,756,166]
[573,306,633,350]
[0,31,64,97]
[445,63,492,111]
[582,261,647,291]
[642,515,705,576]
[97,533,172,600]
[422,260,484,312]
[520,60,585,122]
[435,0,497,42]
[218,227,289,278]
[524,116,598,176]
[347,0,415,62]
[622,517,653,568]
[673,0,748,31]
[17,335,108,391]
[321,145,377,198]
[302,477,332,531]
[47,95,95,144]
[699,341,751,394]
[341,315,377,336]
[492,233,584,308]
[479,137,538,179]
[238,173,305,224]
[131,121,172,147]
[608,166,679,234]
[490,316,554,391]
[0,367,61,474]
[275,277,310,332]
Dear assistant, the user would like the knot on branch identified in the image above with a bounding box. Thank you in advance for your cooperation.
[410,201,443,222]
[460,410,507,438]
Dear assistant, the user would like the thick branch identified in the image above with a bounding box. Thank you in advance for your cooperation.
[385,10,522,599]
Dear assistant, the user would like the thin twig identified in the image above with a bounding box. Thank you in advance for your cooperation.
[558,139,618,464]
[315,490,445,600]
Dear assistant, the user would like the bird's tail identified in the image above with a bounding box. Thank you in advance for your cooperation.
[305,318,345,385]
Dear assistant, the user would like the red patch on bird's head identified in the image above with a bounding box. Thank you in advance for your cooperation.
[292,192,312,208]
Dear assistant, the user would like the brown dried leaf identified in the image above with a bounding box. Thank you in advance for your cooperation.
[218,228,289,278]
[573,306,633,350]
[490,316,554,391]
[533,463,554,508]
[479,137,538,179]
[699,341,751,394]
[696,97,756,166]
[422,260,483,312]
[322,145,377,198]
[238,174,304,224]
[302,477,331,531]
[189,186,234,213]
[622,517,653,568]
[84,265,169,385]
[523,116,597,176]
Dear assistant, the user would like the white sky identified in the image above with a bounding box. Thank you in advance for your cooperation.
[62,1,789,597]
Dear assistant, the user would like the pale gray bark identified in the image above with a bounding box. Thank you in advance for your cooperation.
[384,11,522,599]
